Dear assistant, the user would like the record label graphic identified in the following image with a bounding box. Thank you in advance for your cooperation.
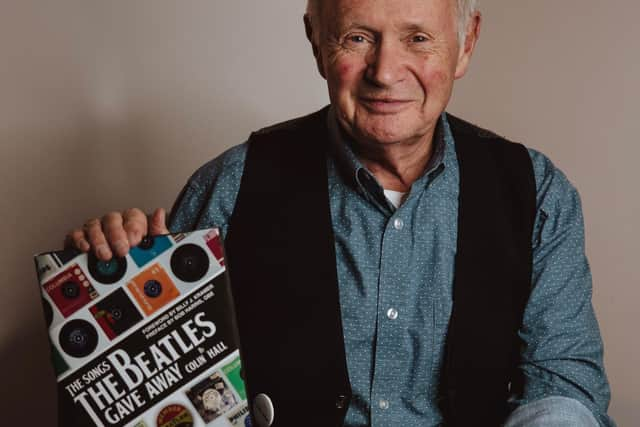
[130,235,173,268]
[186,372,238,423]
[89,288,143,340]
[204,229,225,266]
[170,244,210,283]
[156,404,193,427]
[43,264,99,318]
[222,356,247,401]
[227,405,250,427]
[128,264,179,315]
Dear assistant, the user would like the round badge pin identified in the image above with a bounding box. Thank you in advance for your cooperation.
[253,394,274,427]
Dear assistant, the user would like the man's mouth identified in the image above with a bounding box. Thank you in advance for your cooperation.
[359,97,413,114]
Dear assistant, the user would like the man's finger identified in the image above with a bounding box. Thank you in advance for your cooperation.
[102,212,130,258]
[84,218,112,261]
[65,229,90,252]
[149,208,169,236]
[122,208,148,247]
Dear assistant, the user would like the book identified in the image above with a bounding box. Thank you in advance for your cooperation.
[34,228,250,427]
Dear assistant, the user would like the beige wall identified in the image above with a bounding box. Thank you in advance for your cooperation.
[1,1,637,425]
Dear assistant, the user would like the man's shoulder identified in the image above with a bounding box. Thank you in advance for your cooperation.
[445,113,507,142]
[444,113,580,206]
[526,146,581,212]
[186,143,248,191]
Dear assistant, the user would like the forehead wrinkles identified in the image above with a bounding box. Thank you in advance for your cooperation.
[322,0,458,35]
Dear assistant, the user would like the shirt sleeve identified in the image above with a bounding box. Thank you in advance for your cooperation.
[504,396,599,427]
[167,142,248,239]
[506,149,615,426]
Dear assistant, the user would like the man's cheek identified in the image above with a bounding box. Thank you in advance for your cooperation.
[420,68,452,97]
[331,61,358,87]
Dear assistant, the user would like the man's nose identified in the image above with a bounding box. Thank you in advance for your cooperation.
[365,38,407,88]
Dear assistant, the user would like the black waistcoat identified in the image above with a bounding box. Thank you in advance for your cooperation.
[225,107,536,427]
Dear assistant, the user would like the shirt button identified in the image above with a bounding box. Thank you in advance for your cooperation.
[379,399,389,410]
[393,218,404,230]
[386,308,399,320]
[335,395,347,409]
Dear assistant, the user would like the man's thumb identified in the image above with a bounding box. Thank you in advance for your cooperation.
[149,208,169,235]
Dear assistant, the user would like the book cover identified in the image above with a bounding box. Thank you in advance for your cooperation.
[34,229,250,427]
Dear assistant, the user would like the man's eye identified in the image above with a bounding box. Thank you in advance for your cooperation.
[412,35,429,43]
[348,35,367,43]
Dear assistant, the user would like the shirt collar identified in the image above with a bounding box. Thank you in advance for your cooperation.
[327,105,449,203]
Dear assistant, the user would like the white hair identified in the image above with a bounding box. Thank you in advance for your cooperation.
[456,0,479,43]
[306,0,479,45]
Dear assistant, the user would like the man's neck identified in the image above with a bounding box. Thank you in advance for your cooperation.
[352,131,435,193]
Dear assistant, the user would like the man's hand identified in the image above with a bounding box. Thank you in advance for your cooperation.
[64,208,169,261]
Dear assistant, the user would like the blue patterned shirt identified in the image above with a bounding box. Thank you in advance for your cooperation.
[168,110,613,426]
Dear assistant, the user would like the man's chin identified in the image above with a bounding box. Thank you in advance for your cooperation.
[336,109,423,146]
[352,117,420,146]
[354,127,416,146]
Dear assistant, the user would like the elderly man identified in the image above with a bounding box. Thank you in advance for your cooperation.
[67,0,614,426]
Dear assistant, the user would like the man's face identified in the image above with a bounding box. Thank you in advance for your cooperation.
[309,0,478,147]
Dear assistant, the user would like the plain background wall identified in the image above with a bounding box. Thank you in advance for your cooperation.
[1,1,637,425]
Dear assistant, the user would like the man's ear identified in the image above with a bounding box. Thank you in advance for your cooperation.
[304,14,326,79]
[454,11,481,80]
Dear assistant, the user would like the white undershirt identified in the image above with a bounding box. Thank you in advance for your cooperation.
[383,189,408,209]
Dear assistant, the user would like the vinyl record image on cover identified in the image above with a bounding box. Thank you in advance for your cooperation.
[59,319,99,358]
[170,244,210,283]
[87,251,127,284]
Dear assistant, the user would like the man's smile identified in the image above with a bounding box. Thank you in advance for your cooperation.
[358,97,415,114]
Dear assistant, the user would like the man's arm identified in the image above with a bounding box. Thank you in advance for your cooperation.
[504,149,615,426]
[167,142,247,236]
